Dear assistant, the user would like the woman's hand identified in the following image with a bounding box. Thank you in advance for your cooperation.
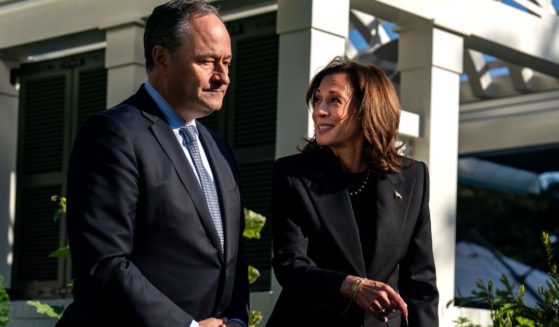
[340,275,408,322]
[199,318,226,327]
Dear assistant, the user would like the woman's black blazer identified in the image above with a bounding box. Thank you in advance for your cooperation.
[268,151,438,327]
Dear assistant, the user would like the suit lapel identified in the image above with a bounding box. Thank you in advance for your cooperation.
[369,171,409,277]
[310,155,366,276]
[136,87,224,260]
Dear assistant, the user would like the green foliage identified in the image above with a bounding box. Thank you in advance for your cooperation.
[26,301,64,319]
[0,275,10,327]
[455,231,559,327]
[454,316,482,327]
[26,196,71,320]
[249,310,263,327]
[26,196,72,320]
[51,195,66,222]
[243,209,266,240]
[248,265,261,284]
[47,196,71,260]
[243,208,267,326]
[243,208,266,285]
[49,244,70,259]
[542,232,558,278]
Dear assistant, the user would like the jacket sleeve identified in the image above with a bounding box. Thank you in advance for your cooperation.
[398,162,439,327]
[271,159,347,306]
[67,113,193,326]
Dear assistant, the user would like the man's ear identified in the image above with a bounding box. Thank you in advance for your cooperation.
[151,45,171,73]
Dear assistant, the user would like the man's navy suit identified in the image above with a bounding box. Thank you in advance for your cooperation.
[58,85,248,327]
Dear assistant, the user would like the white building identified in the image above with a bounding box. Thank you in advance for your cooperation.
[0,0,558,325]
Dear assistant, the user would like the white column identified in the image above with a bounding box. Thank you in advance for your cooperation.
[104,22,146,107]
[0,59,19,286]
[398,25,463,325]
[261,0,349,322]
[275,0,350,158]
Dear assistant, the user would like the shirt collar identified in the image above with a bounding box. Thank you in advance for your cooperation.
[144,80,196,130]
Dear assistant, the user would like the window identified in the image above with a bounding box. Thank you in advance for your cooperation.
[12,50,107,298]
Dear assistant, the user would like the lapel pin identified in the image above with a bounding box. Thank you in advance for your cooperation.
[394,191,402,199]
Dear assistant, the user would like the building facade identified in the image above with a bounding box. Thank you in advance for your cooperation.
[0,0,558,325]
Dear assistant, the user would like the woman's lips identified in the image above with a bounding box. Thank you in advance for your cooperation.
[316,124,334,133]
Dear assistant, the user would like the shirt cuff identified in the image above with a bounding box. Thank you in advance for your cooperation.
[228,318,247,327]
[189,320,199,327]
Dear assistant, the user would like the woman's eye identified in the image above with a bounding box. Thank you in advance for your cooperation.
[331,97,341,104]
[312,96,320,104]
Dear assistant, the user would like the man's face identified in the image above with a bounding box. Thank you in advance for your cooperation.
[166,14,232,121]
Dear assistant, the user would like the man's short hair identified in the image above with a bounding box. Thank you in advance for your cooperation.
[144,0,220,72]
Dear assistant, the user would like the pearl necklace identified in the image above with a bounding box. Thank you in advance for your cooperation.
[349,169,371,197]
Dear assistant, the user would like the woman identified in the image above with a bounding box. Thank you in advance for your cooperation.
[267,57,438,327]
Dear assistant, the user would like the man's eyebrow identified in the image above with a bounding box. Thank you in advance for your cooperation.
[194,52,232,58]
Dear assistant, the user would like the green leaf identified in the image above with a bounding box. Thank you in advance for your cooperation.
[455,231,559,326]
[517,284,525,303]
[0,275,9,327]
[26,300,64,319]
[53,209,61,222]
[243,209,266,240]
[249,310,263,327]
[515,316,535,327]
[453,316,482,327]
[48,245,70,259]
[50,195,67,221]
[248,265,260,284]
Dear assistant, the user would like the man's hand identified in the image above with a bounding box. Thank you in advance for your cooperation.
[199,318,226,327]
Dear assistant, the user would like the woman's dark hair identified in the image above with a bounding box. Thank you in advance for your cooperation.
[303,56,403,173]
[144,0,219,72]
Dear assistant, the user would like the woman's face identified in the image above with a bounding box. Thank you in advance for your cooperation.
[312,72,363,152]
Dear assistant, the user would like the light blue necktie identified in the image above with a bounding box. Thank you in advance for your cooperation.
[180,125,224,251]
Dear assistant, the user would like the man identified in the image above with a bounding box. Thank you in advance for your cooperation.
[57,1,248,326]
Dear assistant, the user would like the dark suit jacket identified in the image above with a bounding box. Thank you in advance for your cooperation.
[57,86,248,327]
[267,150,438,327]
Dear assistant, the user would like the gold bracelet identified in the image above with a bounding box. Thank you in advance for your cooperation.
[340,277,364,316]
[350,278,364,303]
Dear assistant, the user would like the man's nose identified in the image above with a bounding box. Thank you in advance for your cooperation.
[212,63,230,85]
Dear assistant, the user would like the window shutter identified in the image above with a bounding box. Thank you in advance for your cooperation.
[13,69,70,298]
[21,75,67,175]
[229,13,278,291]
[234,32,278,291]
[13,50,106,298]
[76,67,108,128]
[17,185,61,283]
[233,34,278,149]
